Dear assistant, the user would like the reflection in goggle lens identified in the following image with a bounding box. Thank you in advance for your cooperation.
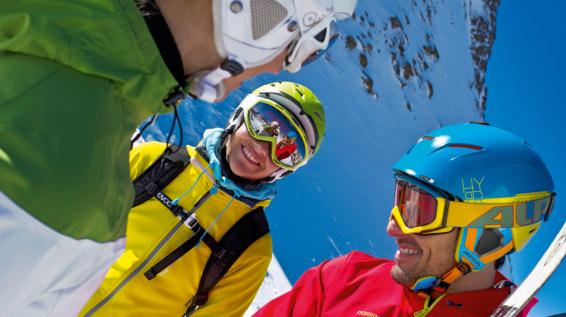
[247,103,307,168]
[395,181,438,228]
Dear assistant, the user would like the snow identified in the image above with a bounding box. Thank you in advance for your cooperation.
[244,254,292,317]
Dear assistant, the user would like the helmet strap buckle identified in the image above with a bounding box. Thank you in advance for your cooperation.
[221,59,244,76]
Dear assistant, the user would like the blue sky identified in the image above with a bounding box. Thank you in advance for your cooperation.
[485,0,566,315]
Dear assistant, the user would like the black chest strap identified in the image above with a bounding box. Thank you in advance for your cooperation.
[184,208,270,316]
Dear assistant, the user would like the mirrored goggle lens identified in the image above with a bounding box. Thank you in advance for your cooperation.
[302,21,339,66]
[247,102,307,167]
[395,181,438,228]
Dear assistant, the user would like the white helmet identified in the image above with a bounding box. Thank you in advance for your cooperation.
[189,0,357,102]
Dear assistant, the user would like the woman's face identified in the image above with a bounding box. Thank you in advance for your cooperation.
[226,124,280,181]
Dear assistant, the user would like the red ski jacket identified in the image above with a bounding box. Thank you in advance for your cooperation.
[253,251,535,317]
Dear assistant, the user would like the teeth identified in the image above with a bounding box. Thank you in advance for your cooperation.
[243,146,259,164]
[399,248,419,255]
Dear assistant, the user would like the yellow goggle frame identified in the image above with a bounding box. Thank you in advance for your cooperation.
[391,188,554,235]
[243,97,310,171]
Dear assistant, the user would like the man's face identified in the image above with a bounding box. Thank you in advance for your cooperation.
[386,218,459,286]
[217,50,287,102]
[226,124,280,181]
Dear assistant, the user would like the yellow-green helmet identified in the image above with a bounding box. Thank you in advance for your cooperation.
[227,82,326,181]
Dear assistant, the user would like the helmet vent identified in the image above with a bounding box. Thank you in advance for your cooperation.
[448,144,483,151]
[251,0,288,40]
[314,29,327,42]
[422,136,435,141]
[470,121,490,126]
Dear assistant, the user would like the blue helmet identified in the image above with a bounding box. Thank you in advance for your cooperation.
[392,122,556,291]
[394,122,554,201]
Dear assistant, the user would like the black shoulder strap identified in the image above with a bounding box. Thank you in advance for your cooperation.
[133,145,191,207]
[184,208,270,316]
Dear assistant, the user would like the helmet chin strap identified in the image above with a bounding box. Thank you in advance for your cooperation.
[188,59,244,103]
[410,264,471,317]
[411,262,472,296]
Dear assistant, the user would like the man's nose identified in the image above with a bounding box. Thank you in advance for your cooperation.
[386,216,405,238]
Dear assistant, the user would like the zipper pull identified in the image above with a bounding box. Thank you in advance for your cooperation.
[414,294,446,317]
[414,306,432,317]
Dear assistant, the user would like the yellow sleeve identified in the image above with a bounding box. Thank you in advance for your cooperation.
[128,141,169,180]
[192,234,273,317]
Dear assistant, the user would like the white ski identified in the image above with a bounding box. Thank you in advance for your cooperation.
[491,222,566,317]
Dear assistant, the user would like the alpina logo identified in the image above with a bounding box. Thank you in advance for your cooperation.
[356,311,380,317]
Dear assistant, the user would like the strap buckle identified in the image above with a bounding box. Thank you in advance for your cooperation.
[183,213,199,229]
[145,182,159,195]
[221,59,244,76]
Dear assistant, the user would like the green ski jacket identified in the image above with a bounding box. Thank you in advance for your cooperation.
[0,0,179,242]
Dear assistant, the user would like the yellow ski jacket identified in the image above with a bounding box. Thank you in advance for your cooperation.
[80,142,273,317]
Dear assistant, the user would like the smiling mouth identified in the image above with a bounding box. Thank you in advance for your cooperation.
[395,246,421,263]
[398,248,420,255]
[242,145,260,166]
[396,239,422,259]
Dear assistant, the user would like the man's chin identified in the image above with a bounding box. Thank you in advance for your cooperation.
[390,263,416,286]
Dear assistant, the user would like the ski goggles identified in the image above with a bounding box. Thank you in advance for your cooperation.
[285,19,339,72]
[243,99,309,170]
[391,175,555,235]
